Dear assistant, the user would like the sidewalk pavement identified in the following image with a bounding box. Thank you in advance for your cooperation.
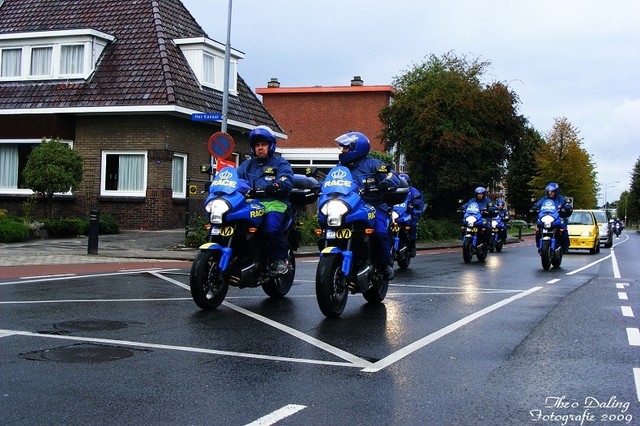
[0,229,527,267]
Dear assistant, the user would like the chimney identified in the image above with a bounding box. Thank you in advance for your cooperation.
[267,78,280,88]
[351,76,363,86]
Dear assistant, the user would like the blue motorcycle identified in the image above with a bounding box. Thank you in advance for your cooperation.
[190,166,319,310]
[389,200,413,269]
[460,202,493,263]
[533,200,566,270]
[315,166,404,318]
[489,213,510,253]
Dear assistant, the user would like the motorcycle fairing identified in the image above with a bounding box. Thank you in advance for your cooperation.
[198,242,233,271]
[320,246,353,277]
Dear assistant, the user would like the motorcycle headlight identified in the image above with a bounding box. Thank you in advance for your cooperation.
[541,215,554,228]
[205,199,231,224]
[491,219,498,228]
[321,199,349,227]
[392,211,400,222]
[465,216,477,227]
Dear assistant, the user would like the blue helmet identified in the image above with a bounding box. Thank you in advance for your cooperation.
[475,186,487,195]
[399,173,410,185]
[545,182,559,195]
[249,125,277,156]
[496,199,505,207]
[335,131,370,164]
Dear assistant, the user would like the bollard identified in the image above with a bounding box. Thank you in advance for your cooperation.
[88,208,100,255]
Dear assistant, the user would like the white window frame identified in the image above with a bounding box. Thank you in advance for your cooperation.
[174,37,243,95]
[100,150,148,197]
[0,29,113,82]
[0,47,22,77]
[0,139,74,195]
[172,153,187,199]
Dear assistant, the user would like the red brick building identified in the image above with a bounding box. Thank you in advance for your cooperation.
[256,76,395,175]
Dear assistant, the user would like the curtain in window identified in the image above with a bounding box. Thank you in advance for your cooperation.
[203,53,215,85]
[172,156,185,194]
[30,47,52,76]
[60,45,84,74]
[1,49,21,77]
[118,154,144,191]
[0,145,19,189]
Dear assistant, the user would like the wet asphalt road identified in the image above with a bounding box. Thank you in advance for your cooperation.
[1,233,639,425]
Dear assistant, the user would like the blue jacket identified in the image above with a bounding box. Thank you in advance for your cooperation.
[532,194,571,212]
[340,156,400,209]
[461,196,493,211]
[237,155,294,204]
[406,186,425,215]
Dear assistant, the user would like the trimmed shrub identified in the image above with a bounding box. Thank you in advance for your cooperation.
[0,217,30,243]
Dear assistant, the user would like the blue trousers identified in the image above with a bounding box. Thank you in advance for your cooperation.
[370,208,392,265]
[261,211,288,261]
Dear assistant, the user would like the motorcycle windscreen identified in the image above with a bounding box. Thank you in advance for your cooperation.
[209,166,248,195]
[539,200,558,215]
[464,202,481,218]
[321,166,357,196]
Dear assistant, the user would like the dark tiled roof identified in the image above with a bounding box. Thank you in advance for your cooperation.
[0,0,280,130]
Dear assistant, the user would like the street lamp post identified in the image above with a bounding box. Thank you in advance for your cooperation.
[602,180,620,210]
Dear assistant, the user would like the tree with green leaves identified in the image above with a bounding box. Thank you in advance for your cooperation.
[628,156,640,224]
[505,125,543,217]
[529,117,597,209]
[22,138,84,219]
[380,52,526,219]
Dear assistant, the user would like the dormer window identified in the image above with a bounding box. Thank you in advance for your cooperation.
[0,29,114,81]
[175,37,244,95]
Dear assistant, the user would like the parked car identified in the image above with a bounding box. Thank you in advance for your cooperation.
[567,210,600,254]
[590,209,612,248]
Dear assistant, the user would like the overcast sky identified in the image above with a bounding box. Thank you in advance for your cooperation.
[182,0,639,204]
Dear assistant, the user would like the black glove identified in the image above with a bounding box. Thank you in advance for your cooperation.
[378,181,389,192]
[265,182,280,195]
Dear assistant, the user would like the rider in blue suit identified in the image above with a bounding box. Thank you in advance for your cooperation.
[335,131,400,280]
[531,182,573,253]
[237,125,294,274]
[460,186,496,243]
[398,173,424,257]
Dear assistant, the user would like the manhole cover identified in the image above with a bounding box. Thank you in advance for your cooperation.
[21,344,137,363]
[53,319,129,332]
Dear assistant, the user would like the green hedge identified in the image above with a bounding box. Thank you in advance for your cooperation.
[0,217,30,243]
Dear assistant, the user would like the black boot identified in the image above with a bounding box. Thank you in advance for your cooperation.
[408,239,416,257]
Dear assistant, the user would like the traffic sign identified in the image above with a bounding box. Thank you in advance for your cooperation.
[208,132,235,159]
[192,113,222,121]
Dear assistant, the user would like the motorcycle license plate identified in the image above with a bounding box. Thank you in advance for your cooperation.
[326,229,351,239]
[210,227,221,236]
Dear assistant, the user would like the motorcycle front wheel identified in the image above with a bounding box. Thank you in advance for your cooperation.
[495,239,504,253]
[540,240,552,270]
[316,254,348,318]
[363,264,389,303]
[190,251,229,310]
[462,237,473,263]
[262,248,296,298]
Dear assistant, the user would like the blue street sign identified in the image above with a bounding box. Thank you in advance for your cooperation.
[192,113,223,121]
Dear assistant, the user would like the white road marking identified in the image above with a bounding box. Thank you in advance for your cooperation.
[617,283,629,289]
[20,273,76,279]
[618,292,629,301]
[0,298,191,305]
[634,368,640,402]
[621,306,634,318]
[565,254,612,276]
[547,279,561,284]
[0,329,361,369]
[626,328,640,346]
[360,286,542,372]
[245,404,306,426]
[611,247,621,279]
[0,268,181,286]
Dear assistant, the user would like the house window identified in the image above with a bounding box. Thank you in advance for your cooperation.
[0,29,113,81]
[101,151,148,197]
[172,154,187,198]
[0,48,21,77]
[60,44,84,75]
[203,52,215,86]
[30,46,53,77]
[0,140,71,194]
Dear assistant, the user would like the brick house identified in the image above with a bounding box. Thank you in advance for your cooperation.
[0,0,282,230]
[255,76,397,175]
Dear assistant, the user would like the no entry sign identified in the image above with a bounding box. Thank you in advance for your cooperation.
[208,132,235,159]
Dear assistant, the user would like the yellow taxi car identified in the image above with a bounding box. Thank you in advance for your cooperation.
[567,209,600,254]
